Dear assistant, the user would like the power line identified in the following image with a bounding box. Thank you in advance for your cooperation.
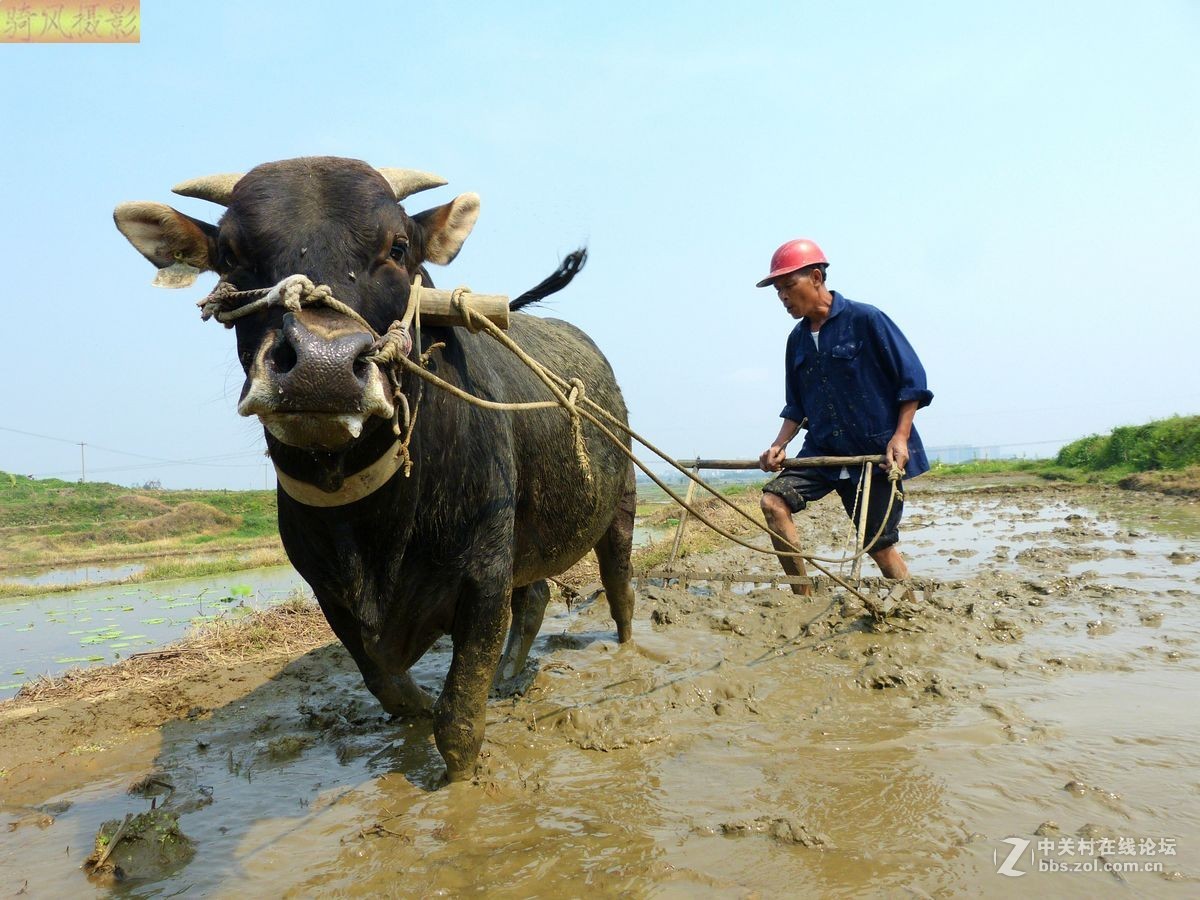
[25,457,266,479]
[0,424,263,467]
[0,425,83,446]
[1,424,264,476]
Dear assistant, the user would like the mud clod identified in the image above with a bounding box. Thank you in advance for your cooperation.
[83,809,194,884]
[266,734,313,761]
[717,816,832,848]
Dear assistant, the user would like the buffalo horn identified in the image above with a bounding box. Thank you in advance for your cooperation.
[172,173,244,206]
[376,168,448,201]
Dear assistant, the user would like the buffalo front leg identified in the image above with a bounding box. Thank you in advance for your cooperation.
[494,579,550,688]
[594,464,636,642]
[318,599,433,717]
[434,579,510,782]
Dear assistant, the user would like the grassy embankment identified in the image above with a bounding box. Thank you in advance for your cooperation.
[931,415,1200,495]
[0,473,283,596]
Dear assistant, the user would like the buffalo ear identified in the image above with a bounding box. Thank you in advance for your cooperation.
[113,202,218,286]
[413,192,480,265]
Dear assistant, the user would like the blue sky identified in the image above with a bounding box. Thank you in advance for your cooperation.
[2,1,1198,488]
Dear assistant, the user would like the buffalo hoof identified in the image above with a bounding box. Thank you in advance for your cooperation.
[440,738,478,784]
[371,672,433,718]
[434,713,484,783]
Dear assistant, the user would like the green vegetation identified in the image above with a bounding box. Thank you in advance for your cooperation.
[0,472,281,584]
[926,458,1084,482]
[929,415,1200,494]
[1055,415,1200,473]
[0,474,277,538]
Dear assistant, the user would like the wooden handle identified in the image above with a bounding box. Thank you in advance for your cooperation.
[687,455,885,470]
[417,289,510,330]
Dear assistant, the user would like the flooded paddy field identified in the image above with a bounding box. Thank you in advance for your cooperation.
[0,568,305,698]
[1,481,1198,897]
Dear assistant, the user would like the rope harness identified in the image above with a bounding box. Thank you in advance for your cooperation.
[197,273,592,484]
[197,273,905,603]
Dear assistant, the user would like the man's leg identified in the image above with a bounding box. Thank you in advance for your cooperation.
[869,544,909,579]
[837,473,909,580]
[760,471,831,597]
[760,490,811,596]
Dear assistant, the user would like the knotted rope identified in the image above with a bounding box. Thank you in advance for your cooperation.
[197,273,593,484]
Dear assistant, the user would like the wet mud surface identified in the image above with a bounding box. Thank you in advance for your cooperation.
[1,482,1198,897]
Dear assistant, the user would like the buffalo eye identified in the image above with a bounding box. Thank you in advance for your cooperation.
[389,238,409,263]
[219,243,244,274]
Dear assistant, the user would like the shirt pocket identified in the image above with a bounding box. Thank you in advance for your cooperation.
[830,340,863,360]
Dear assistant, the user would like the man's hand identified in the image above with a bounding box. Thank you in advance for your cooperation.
[759,445,787,472]
[884,434,910,474]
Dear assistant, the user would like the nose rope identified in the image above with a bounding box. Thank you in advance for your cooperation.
[198,274,377,335]
[196,272,593,484]
[198,273,424,473]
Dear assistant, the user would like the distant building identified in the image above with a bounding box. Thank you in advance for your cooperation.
[930,445,982,464]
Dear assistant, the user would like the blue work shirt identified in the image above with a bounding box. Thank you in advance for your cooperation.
[780,291,933,480]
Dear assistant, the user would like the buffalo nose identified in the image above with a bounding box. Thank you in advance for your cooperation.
[268,312,377,406]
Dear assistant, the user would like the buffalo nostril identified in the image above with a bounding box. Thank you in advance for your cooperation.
[350,355,369,384]
[352,346,374,385]
[272,331,298,375]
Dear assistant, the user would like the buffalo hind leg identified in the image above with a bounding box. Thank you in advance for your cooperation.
[595,464,636,642]
[495,579,550,688]
[435,578,510,782]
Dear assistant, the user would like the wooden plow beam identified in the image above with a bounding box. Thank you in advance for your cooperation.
[636,571,945,592]
[662,455,886,575]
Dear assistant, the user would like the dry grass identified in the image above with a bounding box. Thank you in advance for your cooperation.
[558,491,765,585]
[1118,465,1200,497]
[139,547,288,581]
[8,593,333,706]
[633,491,765,570]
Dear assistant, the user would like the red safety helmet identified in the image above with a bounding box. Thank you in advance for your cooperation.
[755,238,828,288]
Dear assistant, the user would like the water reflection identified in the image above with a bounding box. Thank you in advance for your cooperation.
[0,566,304,696]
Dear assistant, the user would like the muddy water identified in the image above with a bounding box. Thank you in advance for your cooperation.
[2,484,1199,896]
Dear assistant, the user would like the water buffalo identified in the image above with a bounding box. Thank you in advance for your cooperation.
[113,157,635,781]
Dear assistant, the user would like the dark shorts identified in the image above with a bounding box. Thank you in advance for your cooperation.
[762,467,905,551]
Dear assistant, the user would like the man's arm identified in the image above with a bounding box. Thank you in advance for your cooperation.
[871,311,933,410]
[884,400,919,473]
[760,418,802,472]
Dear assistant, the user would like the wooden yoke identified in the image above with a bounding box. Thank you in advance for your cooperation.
[415,288,510,330]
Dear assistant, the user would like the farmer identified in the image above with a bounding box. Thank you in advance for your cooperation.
[755,239,932,594]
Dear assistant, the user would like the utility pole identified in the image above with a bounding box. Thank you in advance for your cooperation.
[79,442,86,483]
